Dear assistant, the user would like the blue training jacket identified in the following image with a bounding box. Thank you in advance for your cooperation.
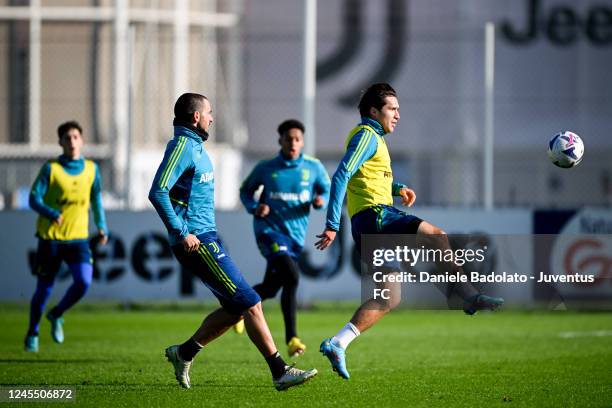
[240,153,331,247]
[149,126,215,246]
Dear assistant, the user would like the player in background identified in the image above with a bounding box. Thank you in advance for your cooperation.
[238,119,330,357]
[25,121,108,353]
[315,83,504,379]
[149,93,317,391]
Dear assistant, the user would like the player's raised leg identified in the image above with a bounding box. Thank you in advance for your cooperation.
[415,221,504,314]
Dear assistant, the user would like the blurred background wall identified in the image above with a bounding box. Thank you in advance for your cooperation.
[0,0,610,211]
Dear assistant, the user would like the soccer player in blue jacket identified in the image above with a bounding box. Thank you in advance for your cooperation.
[149,93,317,391]
[25,121,108,353]
[239,119,330,357]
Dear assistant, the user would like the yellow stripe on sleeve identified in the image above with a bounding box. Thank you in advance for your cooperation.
[346,131,373,172]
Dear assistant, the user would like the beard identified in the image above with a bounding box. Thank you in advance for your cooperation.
[172,118,209,141]
[196,122,207,133]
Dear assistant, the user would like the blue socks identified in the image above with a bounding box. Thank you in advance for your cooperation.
[51,263,93,317]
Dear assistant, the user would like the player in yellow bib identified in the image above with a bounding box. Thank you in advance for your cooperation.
[315,83,504,379]
[24,121,108,353]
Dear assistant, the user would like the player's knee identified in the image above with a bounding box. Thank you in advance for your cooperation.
[373,302,393,314]
[34,277,54,295]
[74,272,93,291]
[425,225,446,237]
[385,295,402,311]
[434,231,450,249]
[37,286,53,298]
[284,270,299,288]
[373,295,400,312]
[280,256,300,287]
[69,263,93,292]
[73,277,91,293]
[244,302,263,319]
[419,227,449,249]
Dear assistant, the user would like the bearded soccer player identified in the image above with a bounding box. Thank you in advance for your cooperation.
[314,83,504,379]
[25,121,108,352]
[149,93,317,390]
[239,119,330,357]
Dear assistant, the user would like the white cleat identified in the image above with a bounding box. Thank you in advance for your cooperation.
[165,345,192,389]
[273,366,317,391]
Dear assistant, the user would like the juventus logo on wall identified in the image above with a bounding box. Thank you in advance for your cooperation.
[316,0,409,107]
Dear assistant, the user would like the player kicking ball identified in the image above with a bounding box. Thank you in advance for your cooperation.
[149,93,316,391]
[238,119,330,357]
[314,83,503,379]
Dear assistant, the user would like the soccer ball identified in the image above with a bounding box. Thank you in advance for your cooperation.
[547,131,584,168]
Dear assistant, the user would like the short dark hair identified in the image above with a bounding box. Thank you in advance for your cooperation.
[277,119,305,137]
[57,121,82,140]
[358,83,397,118]
[174,93,207,123]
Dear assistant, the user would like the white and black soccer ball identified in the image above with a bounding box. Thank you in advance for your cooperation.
[547,131,584,168]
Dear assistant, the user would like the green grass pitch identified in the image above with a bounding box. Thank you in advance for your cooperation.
[0,303,610,407]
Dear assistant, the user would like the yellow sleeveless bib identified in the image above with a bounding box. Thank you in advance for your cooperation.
[345,125,393,217]
[36,160,95,240]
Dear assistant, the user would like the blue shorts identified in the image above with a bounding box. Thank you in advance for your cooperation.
[256,231,302,260]
[33,239,92,277]
[172,231,261,314]
[351,205,423,251]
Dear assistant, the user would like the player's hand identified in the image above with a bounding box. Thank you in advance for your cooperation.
[315,228,337,250]
[98,229,109,246]
[255,204,270,218]
[182,234,200,253]
[312,195,325,209]
[399,187,416,207]
[54,215,64,225]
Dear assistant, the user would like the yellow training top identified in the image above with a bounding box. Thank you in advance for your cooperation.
[345,124,393,217]
[36,160,96,240]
